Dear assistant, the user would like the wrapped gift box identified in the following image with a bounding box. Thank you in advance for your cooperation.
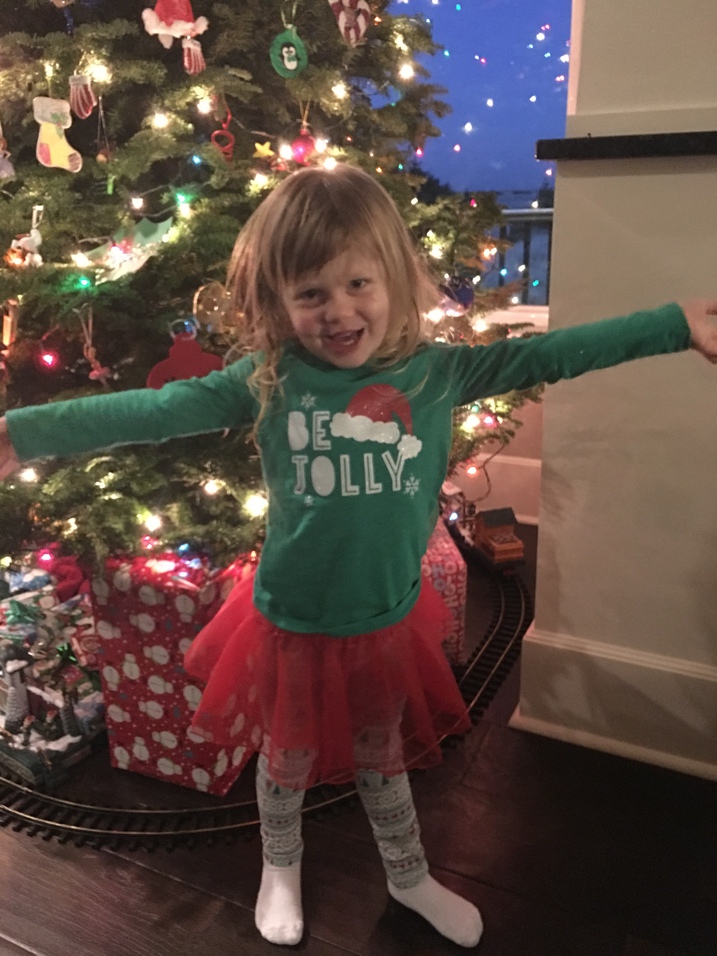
[91,555,249,795]
[421,519,467,664]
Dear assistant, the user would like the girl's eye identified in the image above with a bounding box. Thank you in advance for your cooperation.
[298,288,320,301]
[350,277,369,290]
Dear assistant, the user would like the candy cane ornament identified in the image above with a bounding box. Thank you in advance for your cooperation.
[327,0,371,47]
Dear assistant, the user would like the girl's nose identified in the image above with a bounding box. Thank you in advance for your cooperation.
[324,290,355,323]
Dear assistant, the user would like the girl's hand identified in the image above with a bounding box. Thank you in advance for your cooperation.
[0,418,20,480]
[680,299,717,363]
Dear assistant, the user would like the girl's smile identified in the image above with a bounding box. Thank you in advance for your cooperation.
[281,247,392,368]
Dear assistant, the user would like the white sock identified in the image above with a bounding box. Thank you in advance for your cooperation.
[255,860,303,946]
[388,873,483,948]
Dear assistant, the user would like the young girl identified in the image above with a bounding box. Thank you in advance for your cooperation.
[0,165,715,949]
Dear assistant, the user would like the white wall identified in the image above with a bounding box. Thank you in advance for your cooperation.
[567,0,717,134]
[511,0,717,779]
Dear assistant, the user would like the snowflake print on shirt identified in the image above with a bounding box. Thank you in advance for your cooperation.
[404,476,420,497]
[300,393,316,409]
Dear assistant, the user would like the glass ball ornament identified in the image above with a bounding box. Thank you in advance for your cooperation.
[291,130,316,165]
[439,276,475,316]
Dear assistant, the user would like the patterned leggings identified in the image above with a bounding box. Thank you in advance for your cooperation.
[256,753,429,889]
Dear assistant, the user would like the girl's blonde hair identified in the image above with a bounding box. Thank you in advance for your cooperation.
[224,164,440,431]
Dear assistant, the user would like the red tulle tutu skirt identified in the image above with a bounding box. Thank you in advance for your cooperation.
[183,569,471,789]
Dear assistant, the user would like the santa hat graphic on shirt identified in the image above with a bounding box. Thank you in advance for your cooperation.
[331,384,422,459]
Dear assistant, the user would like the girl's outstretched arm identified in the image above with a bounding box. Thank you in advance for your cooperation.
[680,299,717,362]
[0,417,19,480]
[446,301,715,407]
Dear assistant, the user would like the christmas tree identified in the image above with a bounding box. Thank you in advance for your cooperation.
[0,0,540,569]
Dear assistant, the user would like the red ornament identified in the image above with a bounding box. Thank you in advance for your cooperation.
[147,332,223,389]
[291,129,316,165]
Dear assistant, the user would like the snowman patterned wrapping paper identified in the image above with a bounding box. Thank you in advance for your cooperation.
[91,554,250,795]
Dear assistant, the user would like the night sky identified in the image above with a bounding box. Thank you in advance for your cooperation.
[395,0,572,196]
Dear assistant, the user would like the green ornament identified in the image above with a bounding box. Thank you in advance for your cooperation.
[270,29,308,79]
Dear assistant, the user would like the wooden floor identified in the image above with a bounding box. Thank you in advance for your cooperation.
[0,526,715,956]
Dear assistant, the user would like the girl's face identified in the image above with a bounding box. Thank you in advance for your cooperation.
[280,246,392,368]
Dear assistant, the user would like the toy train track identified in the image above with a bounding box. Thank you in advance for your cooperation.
[0,570,533,850]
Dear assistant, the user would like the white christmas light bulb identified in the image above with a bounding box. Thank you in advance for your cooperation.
[332,82,347,99]
[145,514,162,532]
[253,172,269,187]
[19,468,39,483]
[279,143,293,161]
[131,196,145,211]
[197,96,213,114]
[244,494,268,518]
[314,138,328,153]
[323,157,338,170]
[203,479,222,496]
[152,113,170,129]
[398,63,415,81]
[87,62,112,84]
[71,252,92,268]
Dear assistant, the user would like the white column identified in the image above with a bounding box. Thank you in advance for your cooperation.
[510,0,717,779]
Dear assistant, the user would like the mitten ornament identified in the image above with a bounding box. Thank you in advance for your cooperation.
[328,0,371,46]
[143,0,208,74]
[33,97,82,173]
[69,73,97,120]
[182,37,205,75]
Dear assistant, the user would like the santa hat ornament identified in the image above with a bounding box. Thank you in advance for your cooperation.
[327,0,371,47]
[331,384,423,459]
[142,0,209,74]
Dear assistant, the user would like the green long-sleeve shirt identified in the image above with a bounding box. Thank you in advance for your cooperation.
[7,302,690,636]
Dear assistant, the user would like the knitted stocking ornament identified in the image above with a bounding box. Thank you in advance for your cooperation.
[33,97,82,173]
[327,0,371,46]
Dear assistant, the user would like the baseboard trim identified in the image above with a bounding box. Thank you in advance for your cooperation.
[513,624,717,780]
[509,706,717,782]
